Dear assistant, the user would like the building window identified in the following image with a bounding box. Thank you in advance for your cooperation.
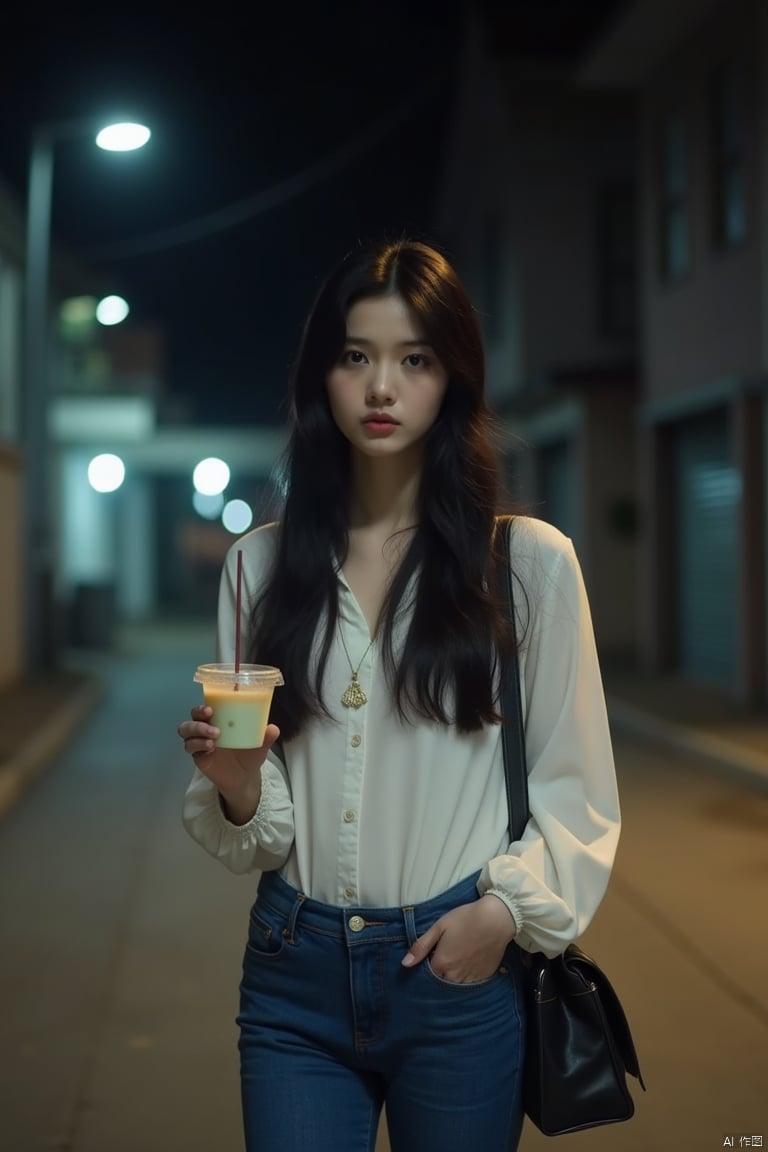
[659,113,690,282]
[712,65,747,248]
[597,183,636,340]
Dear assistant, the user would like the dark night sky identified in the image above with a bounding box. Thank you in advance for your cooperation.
[1,1,622,426]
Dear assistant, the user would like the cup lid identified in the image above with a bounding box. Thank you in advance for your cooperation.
[194,663,284,688]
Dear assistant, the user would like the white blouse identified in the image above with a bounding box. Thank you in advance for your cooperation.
[182,516,620,958]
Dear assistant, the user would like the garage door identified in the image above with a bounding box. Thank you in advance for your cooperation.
[675,411,739,688]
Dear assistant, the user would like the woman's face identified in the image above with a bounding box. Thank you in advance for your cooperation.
[326,293,448,460]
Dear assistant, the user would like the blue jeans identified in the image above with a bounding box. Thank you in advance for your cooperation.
[237,869,526,1152]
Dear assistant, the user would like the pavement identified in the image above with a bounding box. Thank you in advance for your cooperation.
[602,664,768,793]
[0,665,105,820]
[2,632,768,823]
[0,620,766,1152]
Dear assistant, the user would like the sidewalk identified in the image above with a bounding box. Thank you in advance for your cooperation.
[0,665,104,819]
[1,645,768,824]
[602,666,768,791]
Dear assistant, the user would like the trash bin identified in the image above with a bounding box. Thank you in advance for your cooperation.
[69,582,115,649]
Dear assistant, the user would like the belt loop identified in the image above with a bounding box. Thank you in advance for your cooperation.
[402,904,418,948]
[283,892,306,944]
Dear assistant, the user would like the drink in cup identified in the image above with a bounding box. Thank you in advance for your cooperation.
[194,664,284,749]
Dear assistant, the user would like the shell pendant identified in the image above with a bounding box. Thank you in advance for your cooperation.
[341,672,367,709]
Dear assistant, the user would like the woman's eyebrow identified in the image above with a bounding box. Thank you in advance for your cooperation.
[344,336,432,347]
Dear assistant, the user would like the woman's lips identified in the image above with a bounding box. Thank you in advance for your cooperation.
[362,418,399,435]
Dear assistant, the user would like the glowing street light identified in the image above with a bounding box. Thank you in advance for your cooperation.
[23,117,151,672]
[193,457,231,496]
[87,453,126,493]
[96,295,130,326]
[95,122,152,152]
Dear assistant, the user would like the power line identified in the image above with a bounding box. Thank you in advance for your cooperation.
[84,89,437,261]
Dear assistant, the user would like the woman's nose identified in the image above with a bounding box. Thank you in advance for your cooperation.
[366,363,396,404]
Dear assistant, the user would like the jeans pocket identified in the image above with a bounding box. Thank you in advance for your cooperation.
[244,900,287,961]
[422,956,504,990]
[405,907,508,991]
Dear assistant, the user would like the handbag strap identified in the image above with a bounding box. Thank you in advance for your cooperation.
[494,515,530,843]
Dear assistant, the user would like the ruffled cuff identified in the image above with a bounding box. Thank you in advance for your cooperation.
[182,762,294,875]
[476,864,564,957]
[481,887,523,937]
[214,767,280,839]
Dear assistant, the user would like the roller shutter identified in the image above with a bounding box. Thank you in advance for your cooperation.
[675,411,739,688]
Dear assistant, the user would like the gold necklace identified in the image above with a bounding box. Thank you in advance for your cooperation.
[338,624,376,709]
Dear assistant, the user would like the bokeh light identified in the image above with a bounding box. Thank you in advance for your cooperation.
[222,499,253,535]
[59,295,98,342]
[96,295,130,326]
[192,457,230,496]
[87,453,125,493]
[193,491,225,520]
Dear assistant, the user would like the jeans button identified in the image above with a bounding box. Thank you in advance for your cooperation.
[348,915,365,932]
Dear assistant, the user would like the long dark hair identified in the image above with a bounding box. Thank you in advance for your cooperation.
[248,238,515,740]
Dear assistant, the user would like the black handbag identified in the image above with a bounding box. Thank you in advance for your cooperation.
[495,516,646,1136]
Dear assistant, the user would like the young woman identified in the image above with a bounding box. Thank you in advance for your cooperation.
[178,239,620,1152]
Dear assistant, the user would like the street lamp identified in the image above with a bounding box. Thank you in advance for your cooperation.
[22,119,150,674]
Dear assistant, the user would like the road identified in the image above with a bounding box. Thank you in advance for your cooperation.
[0,623,766,1151]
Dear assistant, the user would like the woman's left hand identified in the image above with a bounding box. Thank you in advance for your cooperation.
[401,895,517,983]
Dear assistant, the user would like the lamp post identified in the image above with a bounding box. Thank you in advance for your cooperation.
[22,119,150,675]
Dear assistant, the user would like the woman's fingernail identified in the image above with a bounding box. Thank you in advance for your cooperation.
[401,952,416,967]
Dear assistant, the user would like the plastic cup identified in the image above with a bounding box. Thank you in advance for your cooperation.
[194,663,284,749]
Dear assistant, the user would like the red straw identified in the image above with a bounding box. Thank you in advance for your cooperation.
[234,548,243,687]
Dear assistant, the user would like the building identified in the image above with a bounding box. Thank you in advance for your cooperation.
[437,9,640,665]
[579,0,768,704]
[438,0,768,707]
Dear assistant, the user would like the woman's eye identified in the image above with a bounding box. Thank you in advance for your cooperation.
[405,353,428,368]
[343,349,366,365]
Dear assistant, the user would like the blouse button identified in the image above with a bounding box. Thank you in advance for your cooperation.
[343,809,356,823]
[344,886,356,900]
[351,735,362,748]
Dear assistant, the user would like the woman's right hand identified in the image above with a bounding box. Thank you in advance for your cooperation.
[178,704,281,825]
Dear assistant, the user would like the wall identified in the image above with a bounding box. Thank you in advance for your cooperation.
[438,49,635,403]
[583,384,639,657]
[0,443,23,687]
[434,10,521,404]
[640,0,763,400]
[503,81,636,392]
